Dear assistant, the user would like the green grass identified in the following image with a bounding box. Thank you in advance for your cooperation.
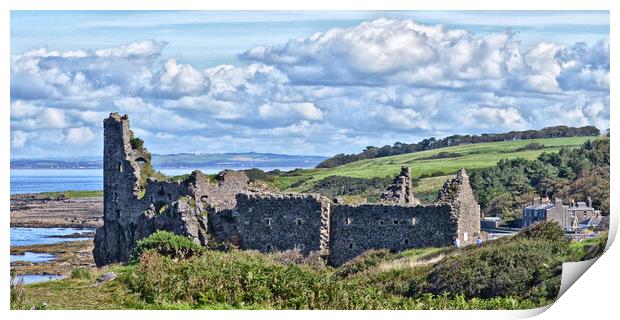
[276,136,595,192]
[40,190,103,198]
[15,227,590,310]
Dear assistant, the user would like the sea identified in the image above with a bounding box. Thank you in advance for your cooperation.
[10,166,303,195]
[9,166,306,284]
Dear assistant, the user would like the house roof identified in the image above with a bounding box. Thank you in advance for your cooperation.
[524,203,554,210]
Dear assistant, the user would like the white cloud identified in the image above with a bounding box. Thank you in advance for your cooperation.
[156,59,210,97]
[259,102,324,121]
[465,107,530,130]
[94,40,167,58]
[12,131,28,148]
[40,108,67,129]
[64,127,95,145]
[9,19,610,158]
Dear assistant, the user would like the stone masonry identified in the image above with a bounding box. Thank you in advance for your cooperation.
[380,166,421,205]
[94,113,481,266]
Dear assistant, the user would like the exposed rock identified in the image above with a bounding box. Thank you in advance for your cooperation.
[96,271,116,286]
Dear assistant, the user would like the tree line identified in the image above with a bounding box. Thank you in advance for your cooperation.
[469,138,610,224]
[317,125,600,168]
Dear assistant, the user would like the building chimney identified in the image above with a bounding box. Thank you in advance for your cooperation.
[587,196,592,208]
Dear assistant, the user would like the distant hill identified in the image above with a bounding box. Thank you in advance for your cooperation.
[276,136,598,199]
[317,125,601,168]
[11,152,327,170]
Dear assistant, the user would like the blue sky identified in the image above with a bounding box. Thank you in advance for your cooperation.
[10,11,610,158]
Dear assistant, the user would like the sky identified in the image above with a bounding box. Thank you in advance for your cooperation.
[10,11,610,158]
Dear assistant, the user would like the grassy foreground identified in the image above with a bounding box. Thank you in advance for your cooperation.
[11,225,608,310]
[275,136,595,192]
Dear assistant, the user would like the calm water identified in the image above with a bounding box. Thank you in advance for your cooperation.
[10,227,94,247]
[10,227,95,284]
[11,252,55,263]
[13,274,64,285]
[10,167,305,194]
[10,169,102,195]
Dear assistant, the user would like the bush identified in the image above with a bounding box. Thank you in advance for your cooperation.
[243,168,276,182]
[333,249,391,279]
[130,137,144,150]
[307,176,392,200]
[70,267,93,280]
[514,221,567,244]
[422,234,567,299]
[125,249,543,310]
[516,142,545,151]
[133,230,204,260]
[127,250,416,309]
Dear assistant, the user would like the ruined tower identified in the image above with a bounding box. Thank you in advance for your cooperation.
[380,166,420,205]
[437,168,481,244]
[93,113,246,266]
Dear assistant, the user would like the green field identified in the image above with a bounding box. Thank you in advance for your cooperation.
[275,136,596,193]
[41,190,103,198]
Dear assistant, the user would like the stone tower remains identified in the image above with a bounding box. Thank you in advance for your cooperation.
[94,113,481,267]
[380,166,420,205]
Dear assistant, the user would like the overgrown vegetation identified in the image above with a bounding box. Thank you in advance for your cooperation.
[306,175,394,202]
[421,222,568,301]
[130,137,145,150]
[13,225,608,310]
[132,231,205,261]
[70,267,94,280]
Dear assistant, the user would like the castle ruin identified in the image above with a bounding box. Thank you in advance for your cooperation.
[93,113,481,266]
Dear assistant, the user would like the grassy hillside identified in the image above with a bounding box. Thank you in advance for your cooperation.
[275,136,596,195]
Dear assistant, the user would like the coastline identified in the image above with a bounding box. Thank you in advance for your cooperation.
[10,193,103,228]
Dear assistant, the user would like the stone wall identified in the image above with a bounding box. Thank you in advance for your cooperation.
[328,203,454,265]
[437,168,481,244]
[233,193,331,255]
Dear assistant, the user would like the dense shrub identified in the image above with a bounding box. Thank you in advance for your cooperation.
[307,176,392,200]
[515,142,544,151]
[333,249,392,279]
[421,223,568,300]
[130,137,144,150]
[127,250,415,309]
[70,267,93,280]
[125,249,542,310]
[419,152,463,160]
[513,221,567,244]
[242,168,277,182]
[268,249,327,271]
[423,238,565,299]
[133,230,204,260]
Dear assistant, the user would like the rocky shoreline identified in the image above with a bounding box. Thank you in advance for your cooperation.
[10,193,103,228]
[11,240,95,276]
